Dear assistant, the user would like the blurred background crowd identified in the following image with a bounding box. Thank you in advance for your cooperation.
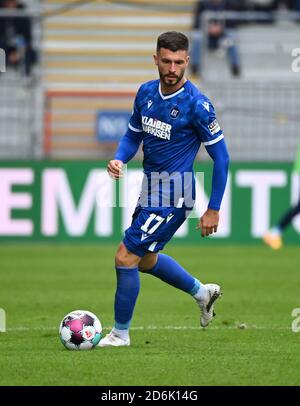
[0,0,299,162]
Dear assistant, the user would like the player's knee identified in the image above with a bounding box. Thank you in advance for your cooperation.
[115,244,140,268]
[115,251,131,267]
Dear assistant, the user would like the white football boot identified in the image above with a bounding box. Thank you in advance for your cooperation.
[98,331,130,347]
[263,232,282,250]
[197,283,222,327]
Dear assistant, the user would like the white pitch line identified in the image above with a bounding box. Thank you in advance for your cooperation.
[5,325,293,332]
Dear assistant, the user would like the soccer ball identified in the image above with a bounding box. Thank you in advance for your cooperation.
[59,310,102,350]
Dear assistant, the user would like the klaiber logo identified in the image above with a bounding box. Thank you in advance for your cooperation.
[142,116,172,140]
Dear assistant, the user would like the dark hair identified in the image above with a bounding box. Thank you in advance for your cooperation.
[156,31,189,53]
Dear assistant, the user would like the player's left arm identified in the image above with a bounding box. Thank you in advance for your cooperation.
[194,98,230,237]
[197,139,230,237]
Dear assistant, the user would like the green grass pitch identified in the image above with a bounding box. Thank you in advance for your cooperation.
[0,243,299,386]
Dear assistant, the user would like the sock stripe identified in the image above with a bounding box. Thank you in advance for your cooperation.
[189,279,201,296]
[115,321,131,330]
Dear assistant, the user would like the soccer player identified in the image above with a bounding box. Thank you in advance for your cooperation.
[99,31,230,347]
[263,137,300,250]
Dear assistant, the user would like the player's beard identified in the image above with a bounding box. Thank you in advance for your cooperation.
[160,69,185,89]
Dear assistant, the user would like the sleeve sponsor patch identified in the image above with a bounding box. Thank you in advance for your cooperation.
[208,119,221,135]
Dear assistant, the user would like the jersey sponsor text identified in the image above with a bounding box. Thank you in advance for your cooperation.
[142,116,172,140]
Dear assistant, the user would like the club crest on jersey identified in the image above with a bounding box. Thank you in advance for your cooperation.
[170,106,180,119]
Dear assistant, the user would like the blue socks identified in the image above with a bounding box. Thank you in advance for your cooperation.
[143,253,200,295]
[113,255,201,331]
[114,266,140,330]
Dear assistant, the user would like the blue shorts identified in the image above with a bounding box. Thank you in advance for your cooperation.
[123,205,190,257]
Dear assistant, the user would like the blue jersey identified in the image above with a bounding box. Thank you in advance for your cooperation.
[115,79,224,208]
[115,79,229,256]
[129,79,223,174]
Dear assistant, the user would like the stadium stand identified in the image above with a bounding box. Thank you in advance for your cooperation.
[43,1,300,161]
[43,0,196,158]
[0,0,42,158]
[43,0,196,89]
[0,75,41,158]
[0,0,299,161]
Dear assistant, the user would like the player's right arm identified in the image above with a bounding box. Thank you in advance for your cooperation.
[107,159,124,179]
[107,87,144,179]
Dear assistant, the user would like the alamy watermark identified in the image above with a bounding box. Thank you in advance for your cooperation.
[0,308,6,332]
[0,48,6,73]
[291,48,300,73]
[291,308,300,333]
[102,165,206,219]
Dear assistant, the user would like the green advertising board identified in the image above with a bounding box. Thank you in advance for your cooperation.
[0,161,299,244]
